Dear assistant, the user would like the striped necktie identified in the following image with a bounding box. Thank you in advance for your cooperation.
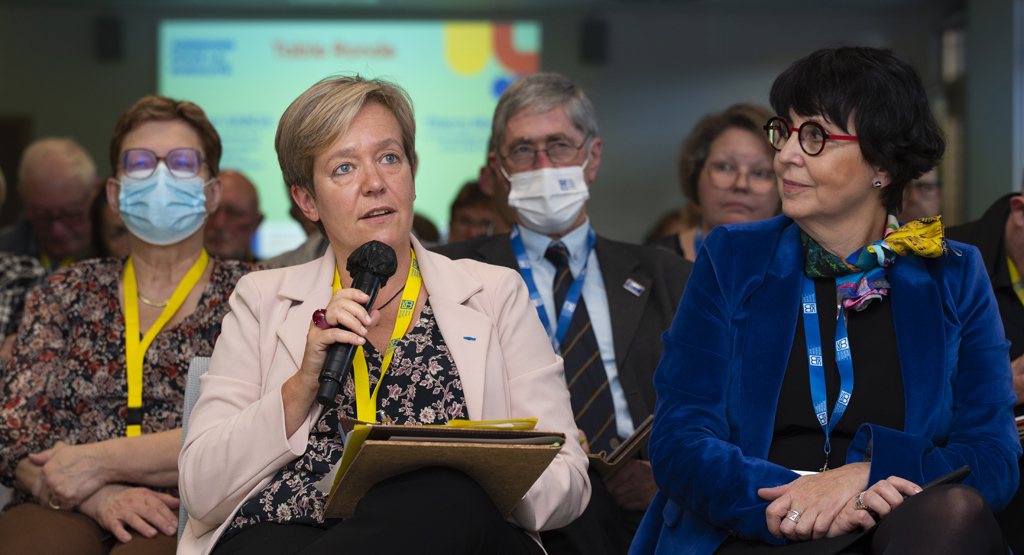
[545,242,618,454]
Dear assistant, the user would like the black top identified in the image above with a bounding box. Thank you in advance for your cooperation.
[768,278,905,472]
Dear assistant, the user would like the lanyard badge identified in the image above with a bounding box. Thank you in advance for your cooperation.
[800,276,854,471]
[332,248,422,423]
[123,250,209,437]
[509,224,596,353]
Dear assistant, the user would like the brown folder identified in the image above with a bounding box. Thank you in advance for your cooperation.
[322,426,566,519]
[587,414,654,480]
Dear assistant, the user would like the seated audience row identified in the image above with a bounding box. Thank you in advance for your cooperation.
[0,44,1018,555]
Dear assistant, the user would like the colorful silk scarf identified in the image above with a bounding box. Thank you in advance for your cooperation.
[803,212,948,311]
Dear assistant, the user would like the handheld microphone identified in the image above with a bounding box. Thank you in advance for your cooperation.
[316,240,398,406]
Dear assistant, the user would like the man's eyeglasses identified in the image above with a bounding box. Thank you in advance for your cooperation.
[501,136,590,172]
[122,148,204,180]
[763,116,858,156]
[25,209,89,227]
[704,161,776,193]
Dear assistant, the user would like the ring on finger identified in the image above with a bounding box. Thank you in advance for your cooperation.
[785,509,801,523]
[855,491,868,511]
[48,499,61,510]
[312,309,330,330]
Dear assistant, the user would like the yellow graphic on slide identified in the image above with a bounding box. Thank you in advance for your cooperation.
[444,23,492,76]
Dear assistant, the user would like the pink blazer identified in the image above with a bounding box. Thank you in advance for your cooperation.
[177,236,591,554]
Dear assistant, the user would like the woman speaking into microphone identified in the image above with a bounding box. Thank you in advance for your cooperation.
[177,76,589,555]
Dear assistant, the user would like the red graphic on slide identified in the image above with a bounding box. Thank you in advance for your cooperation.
[494,23,537,74]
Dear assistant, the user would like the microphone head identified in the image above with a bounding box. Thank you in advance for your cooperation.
[346,240,399,287]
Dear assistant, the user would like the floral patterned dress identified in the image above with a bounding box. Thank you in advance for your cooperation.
[0,256,255,509]
[219,301,466,541]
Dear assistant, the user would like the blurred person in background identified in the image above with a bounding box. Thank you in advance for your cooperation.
[0,163,46,366]
[643,208,690,243]
[0,138,97,270]
[899,168,941,222]
[647,103,781,261]
[447,181,497,243]
[90,182,131,259]
[204,169,263,262]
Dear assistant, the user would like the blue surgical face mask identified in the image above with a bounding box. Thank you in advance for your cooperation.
[118,164,210,246]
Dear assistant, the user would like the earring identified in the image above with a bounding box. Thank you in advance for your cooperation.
[873,181,882,188]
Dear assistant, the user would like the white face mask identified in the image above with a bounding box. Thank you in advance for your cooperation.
[504,157,590,235]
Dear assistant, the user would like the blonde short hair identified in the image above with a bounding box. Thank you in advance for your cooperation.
[276,76,416,202]
[18,137,96,195]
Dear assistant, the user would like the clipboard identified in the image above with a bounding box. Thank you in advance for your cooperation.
[587,414,654,480]
[321,424,566,519]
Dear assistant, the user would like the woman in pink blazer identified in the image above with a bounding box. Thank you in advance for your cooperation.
[177,76,590,555]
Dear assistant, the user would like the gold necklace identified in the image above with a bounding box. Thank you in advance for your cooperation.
[138,292,169,308]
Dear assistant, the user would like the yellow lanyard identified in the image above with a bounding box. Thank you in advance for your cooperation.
[1008,256,1024,309]
[39,252,74,271]
[331,248,421,422]
[123,250,209,437]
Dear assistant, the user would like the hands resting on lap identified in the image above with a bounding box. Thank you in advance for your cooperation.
[15,441,180,542]
[758,462,921,542]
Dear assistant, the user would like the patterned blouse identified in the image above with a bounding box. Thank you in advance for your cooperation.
[0,253,46,342]
[220,301,466,540]
[0,256,255,508]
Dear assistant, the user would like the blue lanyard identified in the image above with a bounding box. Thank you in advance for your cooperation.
[800,276,854,471]
[510,224,596,352]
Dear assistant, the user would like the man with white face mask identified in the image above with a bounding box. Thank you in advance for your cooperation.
[437,72,691,555]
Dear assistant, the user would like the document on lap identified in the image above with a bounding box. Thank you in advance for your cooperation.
[317,417,566,519]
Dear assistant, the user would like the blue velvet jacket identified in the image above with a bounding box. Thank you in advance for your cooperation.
[630,216,1021,555]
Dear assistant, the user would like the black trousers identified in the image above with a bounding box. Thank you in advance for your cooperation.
[715,484,1008,555]
[540,466,644,555]
[212,467,545,555]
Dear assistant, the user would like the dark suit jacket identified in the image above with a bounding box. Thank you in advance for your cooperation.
[436,230,692,428]
[630,215,1020,555]
[946,193,1024,360]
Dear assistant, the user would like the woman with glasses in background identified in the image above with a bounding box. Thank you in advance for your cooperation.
[631,46,1019,555]
[0,95,256,555]
[648,103,780,261]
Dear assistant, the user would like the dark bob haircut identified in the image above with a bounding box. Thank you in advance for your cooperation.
[769,46,945,213]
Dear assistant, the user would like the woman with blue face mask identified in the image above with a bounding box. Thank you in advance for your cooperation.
[0,95,259,555]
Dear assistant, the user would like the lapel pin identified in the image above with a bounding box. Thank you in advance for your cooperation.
[463,336,476,341]
[623,279,645,297]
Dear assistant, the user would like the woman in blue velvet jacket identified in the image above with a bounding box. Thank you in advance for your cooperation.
[632,47,1021,555]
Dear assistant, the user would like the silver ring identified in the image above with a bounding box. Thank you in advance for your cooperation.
[48,499,61,510]
[855,491,868,511]
[785,509,800,523]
